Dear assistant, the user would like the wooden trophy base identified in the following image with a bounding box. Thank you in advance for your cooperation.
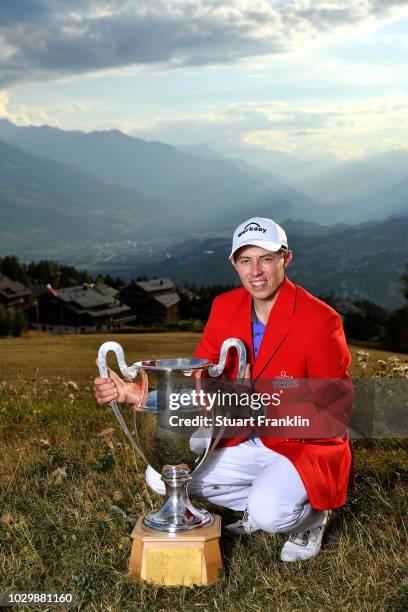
[128,514,222,586]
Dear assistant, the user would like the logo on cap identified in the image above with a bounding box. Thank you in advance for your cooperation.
[238,222,267,238]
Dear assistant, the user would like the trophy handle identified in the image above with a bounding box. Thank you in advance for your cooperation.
[97,341,148,462]
[206,337,247,454]
[208,337,247,379]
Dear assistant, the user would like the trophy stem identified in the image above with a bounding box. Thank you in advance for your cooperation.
[143,467,214,533]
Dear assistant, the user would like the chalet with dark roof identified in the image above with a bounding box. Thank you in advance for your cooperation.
[0,274,33,309]
[119,277,180,324]
[30,283,132,333]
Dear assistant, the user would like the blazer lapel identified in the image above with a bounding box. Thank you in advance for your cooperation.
[252,277,296,380]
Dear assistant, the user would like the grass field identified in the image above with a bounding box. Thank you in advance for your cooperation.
[1,332,407,611]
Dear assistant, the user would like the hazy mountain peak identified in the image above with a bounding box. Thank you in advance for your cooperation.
[0,120,406,233]
[176,143,225,160]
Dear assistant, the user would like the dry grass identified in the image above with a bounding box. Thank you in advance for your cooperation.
[0,332,199,385]
[0,333,407,611]
[1,332,407,384]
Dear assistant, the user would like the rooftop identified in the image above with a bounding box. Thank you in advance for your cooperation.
[57,284,114,309]
[0,273,32,298]
[153,292,180,308]
[136,278,175,293]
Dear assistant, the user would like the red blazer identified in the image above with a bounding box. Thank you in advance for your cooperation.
[194,276,353,510]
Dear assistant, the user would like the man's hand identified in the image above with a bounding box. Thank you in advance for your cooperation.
[94,361,144,405]
[94,368,129,405]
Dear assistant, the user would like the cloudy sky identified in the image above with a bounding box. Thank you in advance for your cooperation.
[0,0,407,159]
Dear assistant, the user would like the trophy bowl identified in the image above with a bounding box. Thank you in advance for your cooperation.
[98,340,246,534]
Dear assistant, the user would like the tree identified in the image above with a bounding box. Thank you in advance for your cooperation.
[104,274,125,289]
[0,255,29,285]
[12,309,28,337]
[343,300,389,342]
[386,307,408,353]
[27,260,61,287]
[385,260,408,352]
[402,261,408,302]
[0,305,11,336]
[58,264,92,287]
[26,260,92,288]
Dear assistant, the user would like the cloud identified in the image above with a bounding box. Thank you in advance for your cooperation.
[236,98,408,158]
[0,0,407,88]
[124,96,408,159]
[0,92,92,126]
[0,90,9,115]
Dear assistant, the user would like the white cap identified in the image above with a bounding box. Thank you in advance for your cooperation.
[229,217,288,260]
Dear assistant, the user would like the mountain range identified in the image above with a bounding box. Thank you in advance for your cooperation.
[0,120,318,232]
[0,138,170,257]
[0,119,407,230]
[83,217,408,309]
[0,119,407,307]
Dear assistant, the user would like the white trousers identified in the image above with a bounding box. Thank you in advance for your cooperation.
[145,438,325,534]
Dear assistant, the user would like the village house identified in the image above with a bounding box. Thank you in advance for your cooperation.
[0,273,33,310]
[119,278,180,324]
[30,283,132,333]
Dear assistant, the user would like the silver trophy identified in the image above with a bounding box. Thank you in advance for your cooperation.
[98,338,246,533]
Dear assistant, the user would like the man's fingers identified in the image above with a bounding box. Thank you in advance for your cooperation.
[94,376,113,384]
[95,395,117,403]
[93,376,118,402]
[95,390,118,404]
[95,389,118,399]
[97,396,116,405]
[93,371,126,404]
[94,386,114,394]
[94,381,115,392]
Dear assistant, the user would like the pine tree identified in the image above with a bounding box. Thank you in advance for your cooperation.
[402,261,408,302]
[12,309,28,337]
[0,255,29,284]
[386,260,408,352]
[0,305,11,336]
